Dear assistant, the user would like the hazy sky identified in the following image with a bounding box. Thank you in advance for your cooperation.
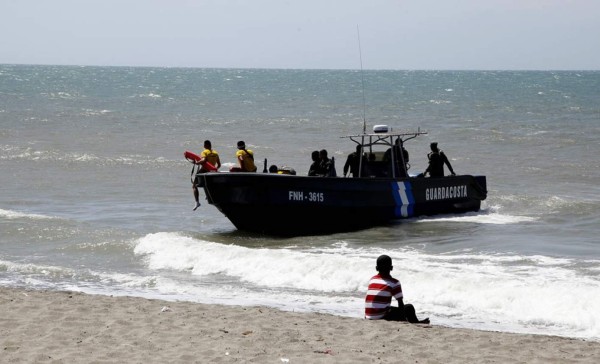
[1,0,599,70]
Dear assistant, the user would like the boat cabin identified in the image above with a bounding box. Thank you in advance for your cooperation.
[342,125,427,179]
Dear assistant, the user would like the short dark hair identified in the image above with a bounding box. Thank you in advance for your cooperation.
[204,140,212,147]
[237,141,245,149]
[376,255,393,271]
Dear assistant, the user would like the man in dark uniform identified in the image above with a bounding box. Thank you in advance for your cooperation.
[384,138,410,178]
[308,150,320,176]
[424,142,455,178]
[343,144,365,177]
[317,149,336,177]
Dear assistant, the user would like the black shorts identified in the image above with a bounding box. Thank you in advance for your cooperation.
[194,174,205,187]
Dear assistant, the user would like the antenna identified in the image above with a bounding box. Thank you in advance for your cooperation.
[357,25,367,134]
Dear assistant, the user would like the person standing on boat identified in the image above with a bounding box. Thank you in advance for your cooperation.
[424,142,455,178]
[307,150,321,176]
[193,140,221,211]
[343,144,365,178]
[384,138,410,178]
[365,255,430,324]
[317,149,336,177]
[231,140,257,172]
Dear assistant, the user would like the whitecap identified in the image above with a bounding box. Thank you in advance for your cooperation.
[0,208,56,220]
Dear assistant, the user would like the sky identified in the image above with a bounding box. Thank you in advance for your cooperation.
[1,0,599,70]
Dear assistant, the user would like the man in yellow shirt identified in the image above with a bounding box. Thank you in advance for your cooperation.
[193,140,221,210]
[232,140,257,172]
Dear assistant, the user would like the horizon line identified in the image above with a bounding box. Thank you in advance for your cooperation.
[1,62,599,73]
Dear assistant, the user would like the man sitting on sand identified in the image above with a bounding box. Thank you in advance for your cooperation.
[365,255,430,324]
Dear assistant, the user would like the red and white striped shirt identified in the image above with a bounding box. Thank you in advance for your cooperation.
[364,274,403,320]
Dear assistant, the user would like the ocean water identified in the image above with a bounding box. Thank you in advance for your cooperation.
[1,65,599,340]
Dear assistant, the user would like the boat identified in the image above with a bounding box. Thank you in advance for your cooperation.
[196,126,487,236]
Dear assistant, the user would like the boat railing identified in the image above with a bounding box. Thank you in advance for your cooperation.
[341,129,428,147]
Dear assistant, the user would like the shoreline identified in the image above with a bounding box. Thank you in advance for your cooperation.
[2,286,599,363]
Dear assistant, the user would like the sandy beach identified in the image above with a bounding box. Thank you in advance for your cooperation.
[1,287,598,363]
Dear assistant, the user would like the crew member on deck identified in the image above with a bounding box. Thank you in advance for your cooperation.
[384,138,409,178]
[424,142,455,178]
[230,140,257,172]
[344,144,365,178]
[317,149,336,177]
[308,150,320,176]
[193,140,221,211]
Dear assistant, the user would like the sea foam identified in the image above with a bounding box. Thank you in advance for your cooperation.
[132,232,600,340]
